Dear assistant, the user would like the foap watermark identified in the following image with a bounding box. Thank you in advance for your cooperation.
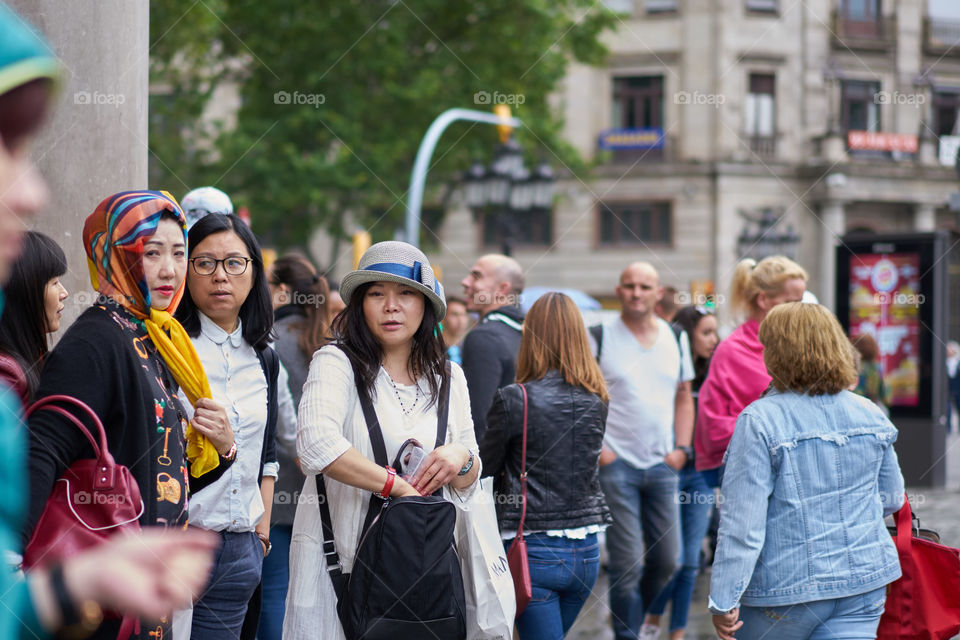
[74,91,126,108]
[274,90,326,108]
[273,490,326,506]
[74,490,129,506]
[472,292,522,308]
[874,91,926,106]
[473,90,525,106]
[272,292,327,309]
[674,90,725,108]
[676,489,722,506]
[874,292,925,308]
[673,291,725,307]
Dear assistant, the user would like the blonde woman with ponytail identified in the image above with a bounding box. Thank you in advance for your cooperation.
[694,256,807,484]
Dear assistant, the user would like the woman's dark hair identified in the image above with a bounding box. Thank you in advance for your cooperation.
[176,213,274,350]
[270,254,331,358]
[333,281,447,406]
[0,79,53,152]
[674,305,714,390]
[0,231,67,398]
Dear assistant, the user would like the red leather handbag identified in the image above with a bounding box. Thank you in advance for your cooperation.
[877,495,960,640]
[507,384,533,615]
[23,394,144,569]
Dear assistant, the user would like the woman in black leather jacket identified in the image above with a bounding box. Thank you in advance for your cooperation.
[480,292,612,640]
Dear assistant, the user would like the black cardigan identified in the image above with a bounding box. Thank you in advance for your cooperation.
[23,303,235,545]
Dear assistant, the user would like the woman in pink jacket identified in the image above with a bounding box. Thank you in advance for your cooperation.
[694,256,807,486]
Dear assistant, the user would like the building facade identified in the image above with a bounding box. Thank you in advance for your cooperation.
[432,0,960,321]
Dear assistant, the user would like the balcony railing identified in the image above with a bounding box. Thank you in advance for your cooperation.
[832,11,896,51]
[924,17,960,56]
[747,135,777,159]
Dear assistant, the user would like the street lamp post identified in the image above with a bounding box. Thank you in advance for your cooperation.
[737,207,800,261]
[463,138,555,256]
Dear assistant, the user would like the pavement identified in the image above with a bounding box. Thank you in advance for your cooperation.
[567,429,960,640]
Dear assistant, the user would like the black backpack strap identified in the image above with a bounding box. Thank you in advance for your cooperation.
[589,324,603,363]
[316,474,347,597]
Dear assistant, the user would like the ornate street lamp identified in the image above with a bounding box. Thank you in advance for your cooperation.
[463,137,555,256]
[737,207,800,261]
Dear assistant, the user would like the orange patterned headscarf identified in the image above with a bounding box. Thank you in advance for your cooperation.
[83,190,220,477]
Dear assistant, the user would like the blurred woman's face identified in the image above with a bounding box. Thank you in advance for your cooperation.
[142,218,188,311]
[0,142,47,284]
[758,277,806,315]
[692,314,719,360]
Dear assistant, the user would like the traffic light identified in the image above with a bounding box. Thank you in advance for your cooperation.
[352,231,371,269]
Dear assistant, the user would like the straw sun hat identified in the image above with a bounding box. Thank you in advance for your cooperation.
[340,241,446,321]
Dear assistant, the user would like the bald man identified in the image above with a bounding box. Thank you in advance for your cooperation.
[459,254,525,440]
[588,262,694,640]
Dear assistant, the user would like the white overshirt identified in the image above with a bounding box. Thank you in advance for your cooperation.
[590,316,694,470]
[283,345,480,640]
[180,312,278,532]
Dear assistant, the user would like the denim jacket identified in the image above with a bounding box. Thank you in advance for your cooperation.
[708,388,904,613]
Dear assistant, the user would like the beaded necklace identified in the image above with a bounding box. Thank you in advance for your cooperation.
[385,369,422,416]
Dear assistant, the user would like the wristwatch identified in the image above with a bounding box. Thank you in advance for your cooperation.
[256,532,272,557]
[677,445,694,460]
[457,449,475,476]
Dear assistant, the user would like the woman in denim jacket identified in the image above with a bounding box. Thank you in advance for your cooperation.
[710,302,905,640]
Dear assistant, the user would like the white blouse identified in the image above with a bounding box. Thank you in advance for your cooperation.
[179,313,277,533]
[283,345,479,640]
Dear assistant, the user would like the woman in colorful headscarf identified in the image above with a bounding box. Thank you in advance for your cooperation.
[23,190,237,639]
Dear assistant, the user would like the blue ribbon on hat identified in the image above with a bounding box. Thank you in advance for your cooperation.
[364,261,441,295]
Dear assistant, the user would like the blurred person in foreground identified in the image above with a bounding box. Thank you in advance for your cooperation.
[642,304,718,640]
[480,292,611,640]
[695,256,807,487]
[710,302,904,640]
[0,3,217,637]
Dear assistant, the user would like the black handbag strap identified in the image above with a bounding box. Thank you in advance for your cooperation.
[516,384,529,540]
[316,349,452,583]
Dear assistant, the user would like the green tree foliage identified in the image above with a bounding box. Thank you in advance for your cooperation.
[149,0,613,253]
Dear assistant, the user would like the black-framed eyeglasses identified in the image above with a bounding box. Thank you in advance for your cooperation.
[189,256,252,276]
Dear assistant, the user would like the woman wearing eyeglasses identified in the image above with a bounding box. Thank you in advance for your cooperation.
[175,213,281,639]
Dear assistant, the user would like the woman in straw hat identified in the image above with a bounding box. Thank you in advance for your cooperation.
[283,241,480,639]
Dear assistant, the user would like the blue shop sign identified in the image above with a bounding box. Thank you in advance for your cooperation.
[598,128,664,150]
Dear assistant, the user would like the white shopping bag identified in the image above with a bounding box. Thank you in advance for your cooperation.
[454,480,516,640]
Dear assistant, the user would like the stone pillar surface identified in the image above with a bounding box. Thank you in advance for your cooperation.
[9,0,149,333]
[819,200,846,311]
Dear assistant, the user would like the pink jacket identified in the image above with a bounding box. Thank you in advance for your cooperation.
[694,318,771,471]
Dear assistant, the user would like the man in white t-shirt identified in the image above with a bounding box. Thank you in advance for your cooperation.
[589,262,694,640]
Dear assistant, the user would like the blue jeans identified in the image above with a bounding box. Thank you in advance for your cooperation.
[257,524,292,640]
[509,533,600,640]
[598,460,680,640]
[737,587,887,640]
[646,463,713,631]
[191,531,263,640]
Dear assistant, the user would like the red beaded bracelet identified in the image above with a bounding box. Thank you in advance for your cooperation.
[375,466,396,499]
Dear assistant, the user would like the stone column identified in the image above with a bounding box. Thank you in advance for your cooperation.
[819,200,846,311]
[913,202,937,231]
[8,0,149,333]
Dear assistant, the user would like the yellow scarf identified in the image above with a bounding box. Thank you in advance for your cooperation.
[145,309,221,477]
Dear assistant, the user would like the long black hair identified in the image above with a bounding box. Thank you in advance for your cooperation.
[176,213,274,350]
[333,281,447,407]
[674,305,714,391]
[0,231,67,398]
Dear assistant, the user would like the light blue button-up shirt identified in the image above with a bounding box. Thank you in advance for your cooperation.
[709,388,904,613]
[180,313,278,532]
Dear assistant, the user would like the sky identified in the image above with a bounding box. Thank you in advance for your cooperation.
[929,0,960,19]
